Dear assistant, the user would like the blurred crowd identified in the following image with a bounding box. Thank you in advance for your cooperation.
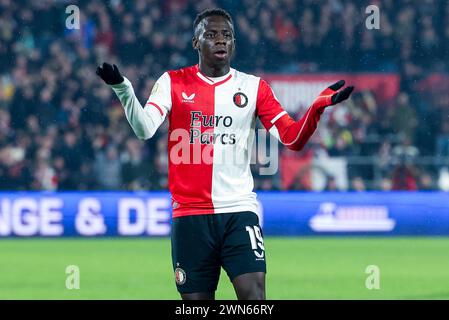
[0,0,448,191]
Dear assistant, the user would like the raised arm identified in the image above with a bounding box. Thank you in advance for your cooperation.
[96,62,171,140]
[256,79,354,151]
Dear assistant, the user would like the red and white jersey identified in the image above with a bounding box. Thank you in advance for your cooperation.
[111,64,326,218]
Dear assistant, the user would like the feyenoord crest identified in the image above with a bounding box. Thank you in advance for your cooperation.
[175,268,186,285]
[233,92,248,108]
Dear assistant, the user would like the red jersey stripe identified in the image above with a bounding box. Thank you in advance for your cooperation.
[146,102,164,116]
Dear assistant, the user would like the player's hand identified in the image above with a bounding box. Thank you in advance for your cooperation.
[96,62,124,85]
[329,80,354,105]
[312,80,354,110]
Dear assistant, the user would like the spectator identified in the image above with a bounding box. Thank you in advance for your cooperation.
[391,92,418,140]
[350,177,366,192]
[121,138,152,190]
[391,162,418,191]
[324,176,340,191]
[94,145,122,189]
[418,172,436,191]
[0,0,446,192]
[379,177,393,192]
[436,119,449,158]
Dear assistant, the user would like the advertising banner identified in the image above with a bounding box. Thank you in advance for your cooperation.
[1,192,449,237]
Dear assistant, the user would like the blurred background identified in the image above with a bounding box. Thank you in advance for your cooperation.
[1,0,448,192]
[1,0,449,300]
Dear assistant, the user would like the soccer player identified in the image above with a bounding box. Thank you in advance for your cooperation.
[96,8,353,300]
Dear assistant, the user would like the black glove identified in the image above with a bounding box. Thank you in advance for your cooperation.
[329,80,354,105]
[96,62,124,85]
[311,79,354,113]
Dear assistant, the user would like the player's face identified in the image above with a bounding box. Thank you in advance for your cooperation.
[193,15,235,67]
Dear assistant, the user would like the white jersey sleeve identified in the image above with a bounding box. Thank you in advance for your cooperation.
[110,72,172,140]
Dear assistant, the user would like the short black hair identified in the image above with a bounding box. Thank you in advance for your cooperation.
[193,8,234,37]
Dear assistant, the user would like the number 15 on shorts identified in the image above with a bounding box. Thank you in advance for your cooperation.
[245,226,265,260]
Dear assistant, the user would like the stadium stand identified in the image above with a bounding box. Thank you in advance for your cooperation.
[0,0,448,191]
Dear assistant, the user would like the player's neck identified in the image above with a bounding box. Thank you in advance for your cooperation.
[198,62,230,77]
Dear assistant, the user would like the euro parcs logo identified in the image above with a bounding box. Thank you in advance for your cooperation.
[309,202,395,233]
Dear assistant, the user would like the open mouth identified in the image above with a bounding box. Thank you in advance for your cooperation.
[213,50,228,59]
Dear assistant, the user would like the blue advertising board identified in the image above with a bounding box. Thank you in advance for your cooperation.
[0,191,449,237]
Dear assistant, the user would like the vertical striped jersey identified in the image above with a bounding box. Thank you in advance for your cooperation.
[111,64,327,217]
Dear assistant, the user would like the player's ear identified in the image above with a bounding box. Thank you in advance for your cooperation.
[230,38,236,59]
[192,37,199,50]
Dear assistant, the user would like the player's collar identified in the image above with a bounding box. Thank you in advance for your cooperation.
[195,64,233,86]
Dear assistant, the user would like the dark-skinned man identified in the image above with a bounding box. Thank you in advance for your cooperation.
[96,8,354,300]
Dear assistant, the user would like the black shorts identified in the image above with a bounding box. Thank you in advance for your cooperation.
[171,211,266,294]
